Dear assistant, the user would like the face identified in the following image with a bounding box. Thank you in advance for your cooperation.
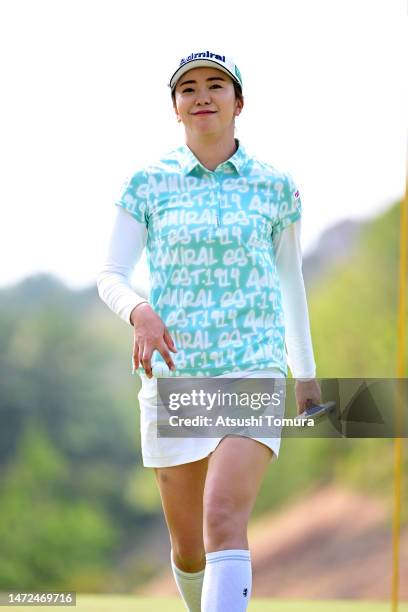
[173,66,243,138]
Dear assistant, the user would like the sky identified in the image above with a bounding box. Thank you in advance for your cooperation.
[0,0,406,292]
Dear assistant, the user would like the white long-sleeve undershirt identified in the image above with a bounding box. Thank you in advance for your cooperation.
[97,207,316,379]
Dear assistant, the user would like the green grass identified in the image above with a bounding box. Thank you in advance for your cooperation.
[1,596,407,611]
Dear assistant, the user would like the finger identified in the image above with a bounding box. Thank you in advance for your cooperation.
[159,345,176,372]
[164,328,178,353]
[141,348,153,378]
[132,343,140,370]
[296,404,304,416]
[297,399,311,415]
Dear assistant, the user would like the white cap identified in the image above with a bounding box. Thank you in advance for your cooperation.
[169,51,243,92]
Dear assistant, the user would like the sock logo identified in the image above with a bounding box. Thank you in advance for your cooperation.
[243,588,248,597]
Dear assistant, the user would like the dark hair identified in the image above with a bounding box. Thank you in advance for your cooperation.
[171,79,244,108]
[232,81,244,105]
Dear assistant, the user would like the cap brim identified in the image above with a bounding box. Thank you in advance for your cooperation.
[169,60,241,91]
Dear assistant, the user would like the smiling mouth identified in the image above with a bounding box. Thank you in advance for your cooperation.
[192,111,216,115]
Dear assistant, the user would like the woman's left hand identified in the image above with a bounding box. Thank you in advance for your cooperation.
[294,379,322,415]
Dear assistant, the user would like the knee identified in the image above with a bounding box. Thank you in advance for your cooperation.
[203,496,245,549]
[171,538,205,572]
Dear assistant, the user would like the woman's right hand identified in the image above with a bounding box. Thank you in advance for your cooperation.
[130,303,177,378]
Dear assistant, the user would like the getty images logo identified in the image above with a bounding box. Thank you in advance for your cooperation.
[179,51,226,67]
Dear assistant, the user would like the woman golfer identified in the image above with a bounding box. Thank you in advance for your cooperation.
[98,50,321,612]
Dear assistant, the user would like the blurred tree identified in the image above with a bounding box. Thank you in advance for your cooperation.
[0,425,119,589]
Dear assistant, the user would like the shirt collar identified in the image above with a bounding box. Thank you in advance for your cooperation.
[179,139,249,176]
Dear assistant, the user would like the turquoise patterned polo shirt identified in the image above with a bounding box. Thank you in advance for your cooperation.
[115,140,302,377]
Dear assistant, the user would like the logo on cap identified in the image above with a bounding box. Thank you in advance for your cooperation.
[179,51,226,67]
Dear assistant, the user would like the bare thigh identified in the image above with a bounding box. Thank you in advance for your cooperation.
[154,456,209,572]
[203,436,273,552]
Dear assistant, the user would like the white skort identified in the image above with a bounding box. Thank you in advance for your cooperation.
[136,367,286,468]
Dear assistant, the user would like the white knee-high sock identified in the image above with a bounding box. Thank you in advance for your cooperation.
[201,549,252,611]
[170,549,205,612]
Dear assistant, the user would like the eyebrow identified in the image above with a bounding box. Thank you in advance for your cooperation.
[177,76,226,88]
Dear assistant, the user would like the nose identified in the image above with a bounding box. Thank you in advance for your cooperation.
[195,87,212,105]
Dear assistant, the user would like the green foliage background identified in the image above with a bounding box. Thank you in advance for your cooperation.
[0,200,406,592]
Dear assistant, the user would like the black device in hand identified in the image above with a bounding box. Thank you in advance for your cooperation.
[297,400,336,426]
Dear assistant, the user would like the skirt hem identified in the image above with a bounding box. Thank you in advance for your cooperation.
[141,434,280,468]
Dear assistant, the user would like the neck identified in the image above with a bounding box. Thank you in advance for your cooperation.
[185,129,238,171]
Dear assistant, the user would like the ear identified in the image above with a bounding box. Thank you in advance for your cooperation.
[234,96,244,117]
[173,102,182,123]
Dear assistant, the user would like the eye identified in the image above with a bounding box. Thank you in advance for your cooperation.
[210,84,222,88]
[182,87,194,93]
